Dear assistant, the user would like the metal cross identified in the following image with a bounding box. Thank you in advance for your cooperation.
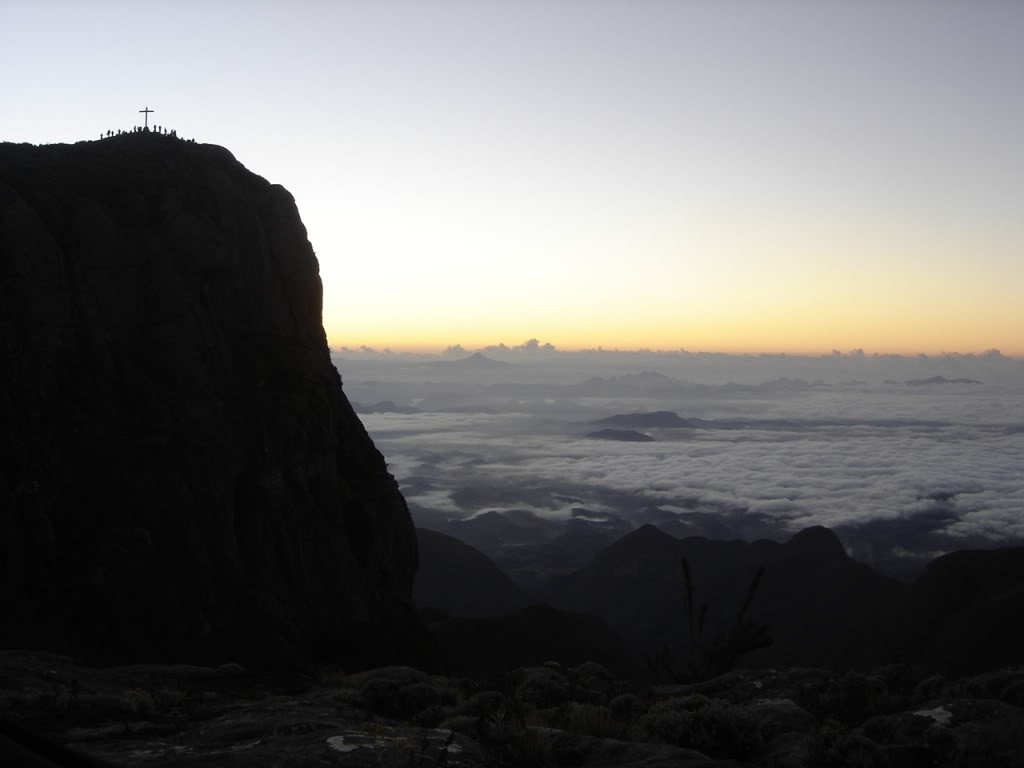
[139,106,154,129]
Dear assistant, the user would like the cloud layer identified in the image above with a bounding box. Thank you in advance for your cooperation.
[348,351,1024,572]
[366,400,1021,543]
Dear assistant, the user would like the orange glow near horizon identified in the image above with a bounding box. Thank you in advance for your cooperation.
[321,250,1024,356]
[317,198,1024,359]
[323,319,1024,358]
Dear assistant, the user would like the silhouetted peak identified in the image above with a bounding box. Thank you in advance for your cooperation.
[592,411,692,429]
[631,522,679,544]
[621,370,675,384]
[593,523,680,566]
[455,352,506,366]
[784,526,847,559]
[414,528,528,618]
[905,375,983,386]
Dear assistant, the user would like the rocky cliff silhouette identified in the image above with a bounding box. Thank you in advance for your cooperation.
[0,134,426,668]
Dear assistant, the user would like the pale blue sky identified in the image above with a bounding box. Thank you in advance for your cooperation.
[3,1,1022,353]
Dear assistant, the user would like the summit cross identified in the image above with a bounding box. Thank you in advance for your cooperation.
[139,106,154,129]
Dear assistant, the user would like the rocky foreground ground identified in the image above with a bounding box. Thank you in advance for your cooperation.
[2,651,1023,767]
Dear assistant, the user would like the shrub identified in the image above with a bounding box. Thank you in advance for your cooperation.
[439,714,481,738]
[651,558,773,683]
[824,733,888,768]
[643,707,697,747]
[609,693,642,719]
[912,674,948,705]
[647,693,713,715]
[836,672,886,721]
[411,704,447,728]
[563,702,625,739]
[692,703,763,760]
[457,690,509,718]
[120,688,155,718]
[506,727,555,768]
[642,696,762,760]
[358,678,400,716]
[397,682,445,718]
[514,668,569,709]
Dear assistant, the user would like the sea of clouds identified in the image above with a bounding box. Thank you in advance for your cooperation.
[338,347,1024,567]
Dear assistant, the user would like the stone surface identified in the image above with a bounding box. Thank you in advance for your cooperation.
[2,652,1023,767]
[0,135,425,669]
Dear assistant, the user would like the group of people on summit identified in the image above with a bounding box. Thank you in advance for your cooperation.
[99,125,180,139]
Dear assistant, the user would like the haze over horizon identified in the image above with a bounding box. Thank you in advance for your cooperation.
[337,338,1022,359]
[3,1,1022,355]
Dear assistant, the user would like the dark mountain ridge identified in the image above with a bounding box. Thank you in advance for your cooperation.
[0,135,427,669]
[594,409,954,433]
[893,545,1024,675]
[594,410,695,429]
[421,514,1024,677]
[414,528,529,617]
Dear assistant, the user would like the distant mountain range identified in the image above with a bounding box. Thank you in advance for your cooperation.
[585,428,655,442]
[416,519,1024,677]
[430,508,635,589]
[592,410,953,432]
[593,411,695,429]
[434,352,509,369]
[415,526,630,677]
[904,375,983,386]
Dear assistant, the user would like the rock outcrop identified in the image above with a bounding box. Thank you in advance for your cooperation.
[0,134,425,668]
[5,650,1021,768]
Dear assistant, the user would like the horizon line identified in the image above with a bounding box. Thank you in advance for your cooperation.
[326,340,1021,360]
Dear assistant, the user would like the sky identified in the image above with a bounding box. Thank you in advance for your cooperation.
[2,0,1022,355]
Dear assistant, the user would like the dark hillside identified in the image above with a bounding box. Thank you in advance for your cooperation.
[544,524,905,671]
[892,545,1024,675]
[415,527,530,617]
[426,603,629,679]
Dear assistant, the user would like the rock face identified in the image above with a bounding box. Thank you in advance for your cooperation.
[0,134,424,668]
